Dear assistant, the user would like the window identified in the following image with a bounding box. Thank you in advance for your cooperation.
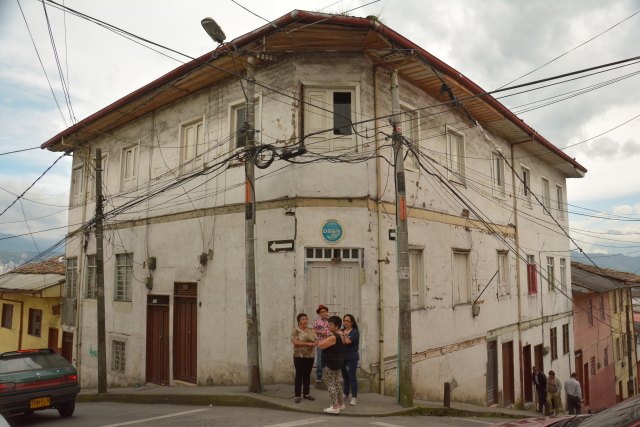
[65,257,78,299]
[304,87,355,153]
[120,145,139,191]
[409,248,424,309]
[599,296,605,320]
[85,255,97,299]
[604,347,609,367]
[447,128,465,184]
[115,253,133,302]
[613,290,618,314]
[623,334,628,356]
[550,327,558,360]
[563,323,570,354]
[230,100,261,149]
[492,151,506,197]
[497,251,510,296]
[1,303,13,329]
[180,118,205,173]
[556,185,564,220]
[546,256,555,291]
[616,337,621,361]
[111,340,126,372]
[527,255,538,295]
[559,258,567,292]
[541,178,551,214]
[619,289,624,313]
[452,251,471,305]
[587,299,594,326]
[89,155,109,201]
[521,167,532,207]
[28,308,42,337]
[590,356,596,375]
[401,105,419,169]
[71,166,83,206]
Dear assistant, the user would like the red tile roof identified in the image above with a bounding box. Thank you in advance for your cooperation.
[572,261,640,285]
[12,257,65,275]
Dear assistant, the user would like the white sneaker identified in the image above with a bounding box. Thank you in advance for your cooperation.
[339,403,346,410]
[350,397,357,406]
[323,406,340,414]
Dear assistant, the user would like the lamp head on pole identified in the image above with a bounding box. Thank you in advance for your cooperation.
[201,17,226,44]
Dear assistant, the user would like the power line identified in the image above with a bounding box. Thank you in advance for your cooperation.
[0,146,41,156]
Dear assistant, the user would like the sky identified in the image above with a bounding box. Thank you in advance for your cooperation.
[0,0,639,259]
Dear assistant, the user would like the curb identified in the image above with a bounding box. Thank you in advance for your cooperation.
[77,393,529,419]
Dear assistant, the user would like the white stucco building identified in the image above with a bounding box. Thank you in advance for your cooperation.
[43,11,586,407]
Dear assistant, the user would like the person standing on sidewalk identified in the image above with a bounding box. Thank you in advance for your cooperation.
[340,314,360,406]
[291,313,317,404]
[312,304,331,383]
[546,370,562,415]
[532,366,547,413]
[564,372,583,415]
[318,315,345,414]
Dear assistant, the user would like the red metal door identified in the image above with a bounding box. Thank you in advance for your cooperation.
[523,345,533,402]
[48,327,59,353]
[173,283,197,384]
[502,341,515,405]
[146,295,169,385]
[61,331,73,362]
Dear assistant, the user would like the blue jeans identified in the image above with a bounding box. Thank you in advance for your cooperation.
[316,348,323,380]
[341,358,358,397]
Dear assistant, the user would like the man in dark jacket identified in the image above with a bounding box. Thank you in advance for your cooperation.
[532,366,547,413]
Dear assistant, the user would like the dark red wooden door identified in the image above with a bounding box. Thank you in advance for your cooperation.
[48,327,59,353]
[502,341,515,405]
[523,345,533,402]
[61,331,73,363]
[487,341,498,405]
[146,295,169,385]
[173,283,197,384]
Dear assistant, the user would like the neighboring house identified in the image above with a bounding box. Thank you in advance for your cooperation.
[0,258,69,358]
[41,11,585,406]
[572,262,640,407]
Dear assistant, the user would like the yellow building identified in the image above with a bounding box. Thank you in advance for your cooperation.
[0,258,66,355]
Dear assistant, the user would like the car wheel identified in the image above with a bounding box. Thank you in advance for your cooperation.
[57,400,75,418]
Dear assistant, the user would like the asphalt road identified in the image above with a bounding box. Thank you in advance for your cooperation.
[5,402,511,427]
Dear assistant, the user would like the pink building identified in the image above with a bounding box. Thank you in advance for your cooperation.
[571,263,618,412]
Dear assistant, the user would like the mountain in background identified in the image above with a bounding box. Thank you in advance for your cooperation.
[0,233,64,266]
[571,251,640,275]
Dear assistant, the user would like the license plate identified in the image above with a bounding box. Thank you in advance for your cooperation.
[29,396,51,409]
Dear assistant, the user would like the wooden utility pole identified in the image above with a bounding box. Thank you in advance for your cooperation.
[390,69,413,407]
[245,56,262,393]
[95,148,107,394]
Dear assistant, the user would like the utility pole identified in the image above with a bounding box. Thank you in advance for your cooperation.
[95,148,107,394]
[390,69,413,407]
[626,296,635,396]
[245,56,261,393]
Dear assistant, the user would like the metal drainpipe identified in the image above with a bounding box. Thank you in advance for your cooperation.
[1,294,24,350]
[509,144,525,406]
[373,64,385,395]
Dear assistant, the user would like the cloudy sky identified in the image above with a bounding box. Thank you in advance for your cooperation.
[1,0,639,258]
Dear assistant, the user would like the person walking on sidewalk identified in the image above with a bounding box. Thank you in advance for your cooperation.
[340,314,360,406]
[312,304,331,383]
[318,315,345,414]
[532,366,547,414]
[291,313,317,404]
[564,372,583,415]
[546,370,562,415]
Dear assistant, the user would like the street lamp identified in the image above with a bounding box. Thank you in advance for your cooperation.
[202,18,262,393]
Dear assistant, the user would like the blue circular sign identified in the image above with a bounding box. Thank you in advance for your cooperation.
[321,219,343,244]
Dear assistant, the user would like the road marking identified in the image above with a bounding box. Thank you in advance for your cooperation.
[372,422,405,427]
[100,408,209,426]
[450,418,493,425]
[263,418,330,427]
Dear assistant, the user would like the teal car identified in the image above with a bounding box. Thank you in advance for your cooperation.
[0,349,80,417]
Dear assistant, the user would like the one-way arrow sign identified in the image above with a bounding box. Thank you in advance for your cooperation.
[268,239,294,253]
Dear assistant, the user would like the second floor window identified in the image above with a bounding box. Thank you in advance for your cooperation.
[447,128,465,184]
[120,145,139,191]
[28,308,42,337]
[521,167,532,207]
[452,251,471,305]
[65,257,78,299]
[497,251,510,297]
[409,248,424,310]
[587,299,594,326]
[556,185,564,220]
[85,255,97,299]
[546,256,555,291]
[180,119,205,172]
[71,166,83,206]
[559,258,567,292]
[304,87,355,154]
[541,178,551,214]
[492,151,505,197]
[527,255,537,295]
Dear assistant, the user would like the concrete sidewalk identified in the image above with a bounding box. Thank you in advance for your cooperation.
[78,384,534,419]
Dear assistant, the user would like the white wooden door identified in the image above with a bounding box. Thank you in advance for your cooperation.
[305,261,360,320]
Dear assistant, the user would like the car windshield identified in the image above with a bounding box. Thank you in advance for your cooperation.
[567,396,640,427]
[0,352,71,374]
